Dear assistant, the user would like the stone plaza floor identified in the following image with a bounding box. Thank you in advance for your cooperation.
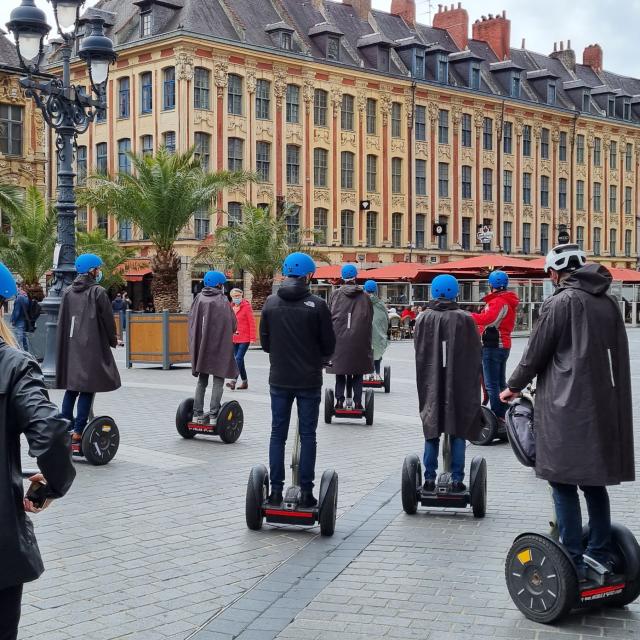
[18,332,640,640]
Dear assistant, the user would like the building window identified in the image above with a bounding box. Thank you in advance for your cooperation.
[76,207,87,232]
[437,54,449,84]
[438,109,449,144]
[610,228,617,257]
[140,72,152,114]
[576,180,585,210]
[415,105,426,141]
[391,158,402,194]
[623,99,632,121]
[471,64,481,90]
[76,145,87,185]
[503,121,512,154]
[415,159,427,196]
[366,211,377,246]
[193,132,211,171]
[256,80,271,120]
[483,117,493,151]
[521,125,531,158]
[576,225,584,250]
[366,99,377,135]
[392,212,403,247]
[594,137,601,166]
[523,172,531,205]
[256,141,271,182]
[314,148,328,187]
[416,213,426,248]
[559,178,567,209]
[341,94,354,131]
[118,138,131,174]
[341,151,355,190]
[163,131,176,153]
[540,223,549,255]
[228,202,242,227]
[163,67,175,110]
[141,135,153,157]
[282,84,299,124]
[286,145,300,185]
[593,182,602,212]
[503,170,512,203]
[462,113,472,148]
[511,72,521,98]
[341,209,354,245]
[547,82,556,105]
[610,140,618,170]
[414,50,425,79]
[327,36,340,61]
[577,134,585,164]
[461,165,472,199]
[391,102,402,138]
[541,128,549,160]
[228,74,243,116]
[503,221,512,253]
[438,162,449,198]
[482,168,493,202]
[96,211,107,231]
[193,68,210,110]
[96,142,107,174]
[593,227,601,255]
[609,184,618,212]
[559,131,567,162]
[140,11,151,36]
[366,155,377,192]
[523,222,531,254]
[118,219,132,241]
[194,206,210,240]
[227,137,243,171]
[314,89,328,127]
[608,96,616,117]
[462,217,471,250]
[540,175,549,208]
[582,91,591,113]
[118,77,130,118]
[313,208,327,244]
[281,31,292,51]
[626,143,633,172]
[625,186,632,215]
[286,206,300,244]
[625,229,632,257]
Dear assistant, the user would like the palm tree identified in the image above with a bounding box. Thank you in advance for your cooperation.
[79,147,254,311]
[0,184,23,221]
[0,185,56,301]
[77,229,135,293]
[209,203,329,309]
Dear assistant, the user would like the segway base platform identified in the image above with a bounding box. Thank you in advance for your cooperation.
[325,388,374,425]
[362,366,391,393]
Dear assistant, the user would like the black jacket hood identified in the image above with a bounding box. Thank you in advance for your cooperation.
[72,274,97,292]
[277,277,310,301]
[340,284,365,298]
[558,263,612,297]
[427,299,460,312]
[201,286,223,297]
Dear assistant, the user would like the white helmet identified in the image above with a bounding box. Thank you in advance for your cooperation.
[544,243,587,273]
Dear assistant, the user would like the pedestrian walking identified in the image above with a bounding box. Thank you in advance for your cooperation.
[111,293,124,339]
[363,280,388,380]
[227,288,256,391]
[10,284,30,351]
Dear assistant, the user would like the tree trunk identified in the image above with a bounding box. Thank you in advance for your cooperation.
[151,248,181,312]
[250,276,274,311]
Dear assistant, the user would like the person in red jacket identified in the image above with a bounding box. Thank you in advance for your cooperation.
[227,288,256,390]
[470,270,520,422]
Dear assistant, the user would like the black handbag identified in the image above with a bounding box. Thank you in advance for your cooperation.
[505,395,536,468]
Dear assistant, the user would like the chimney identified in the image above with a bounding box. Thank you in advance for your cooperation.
[391,0,416,27]
[549,39,576,72]
[472,11,511,61]
[346,0,371,20]
[583,43,603,73]
[433,2,469,50]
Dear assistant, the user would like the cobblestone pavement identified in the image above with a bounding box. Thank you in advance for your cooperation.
[19,332,640,640]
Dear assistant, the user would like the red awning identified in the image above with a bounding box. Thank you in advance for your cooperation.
[359,263,432,281]
[423,254,538,273]
[125,267,152,282]
[313,265,344,280]
[609,267,640,283]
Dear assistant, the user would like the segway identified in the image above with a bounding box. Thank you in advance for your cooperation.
[324,388,374,425]
[470,377,508,446]
[362,365,391,393]
[401,434,487,518]
[245,418,338,536]
[175,397,243,443]
[70,400,119,466]
[504,392,640,624]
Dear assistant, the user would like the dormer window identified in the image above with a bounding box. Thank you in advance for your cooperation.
[582,90,591,113]
[547,82,556,105]
[379,47,390,73]
[281,32,292,51]
[437,54,449,84]
[471,64,481,90]
[511,73,521,98]
[608,96,616,117]
[140,11,151,37]
[327,36,340,61]
[414,50,425,79]
[623,98,632,121]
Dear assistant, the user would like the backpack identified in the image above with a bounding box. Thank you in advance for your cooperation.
[27,298,41,332]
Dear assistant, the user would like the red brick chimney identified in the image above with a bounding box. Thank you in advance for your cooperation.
[391,0,416,26]
[472,11,511,61]
[346,0,371,20]
[433,3,469,50]
[583,43,603,73]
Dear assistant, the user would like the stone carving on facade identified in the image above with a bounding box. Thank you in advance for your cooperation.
[416,142,429,157]
[366,136,380,151]
[541,159,551,175]
[532,122,542,141]
[286,186,303,204]
[552,127,560,144]
[587,130,595,149]
[461,148,473,164]
[473,108,484,130]
[558,163,570,178]
[609,213,619,225]
[416,197,429,211]
[257,185,273,201]
[482,202,495,216]
[314,188,330,203]
[392,195,406,208]
[366,194,381,207]
[451,103,462,129]
[593,214,603,226]
[626,216,634,226]
[439,198,452,213]
[391,139,405,153]
[503,204,514,218]
[228,184,247,198]
[330,85,343,116]
[0,76,25,103]
[273,65,288,108]
[576,213,587,224]
[175,47,196,81]
[503,155,515,171]
[576,164,587,179]
[540,209,551,222]
[514,116,524,137]
[341,191,356,206]
[314,128,330,145]
[404,90,415,129]
[559,212,569,225]
[482,151,495,166]
[428,102,439,124]
[287,125,303,145]
[213,57,229,97]
[380,92,392,125]
[439,145,452,161]
[610,169,618,182]
[257,123,274,140]
[245,61,258,94]
[194,110,215,127]
[593,166,603,181]
[461,200,474,215]
[522,158,534,173]
[522,205,533,220]
[341,132,356,147]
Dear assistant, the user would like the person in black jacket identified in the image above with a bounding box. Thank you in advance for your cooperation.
[0,262,76,640]
[260,252,336,508]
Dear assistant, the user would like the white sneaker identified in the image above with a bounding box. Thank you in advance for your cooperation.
[192,414,207,425]
[209,414,218,427]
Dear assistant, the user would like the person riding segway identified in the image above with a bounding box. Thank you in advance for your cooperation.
[501,244,637,622]
[362,280,391,393]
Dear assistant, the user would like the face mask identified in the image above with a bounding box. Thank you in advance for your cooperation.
[232,297,242,305]
[95,270,103,284]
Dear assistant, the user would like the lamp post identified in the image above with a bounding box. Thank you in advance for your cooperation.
[6,0,116,384]
[407,242,415,263]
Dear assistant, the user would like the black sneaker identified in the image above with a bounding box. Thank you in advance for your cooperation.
[451,481,467,493]
[268,490,283,506]
[422,479,435,492]
[335,400,344,410]
[354,402,363,411]
[299,491,318,508]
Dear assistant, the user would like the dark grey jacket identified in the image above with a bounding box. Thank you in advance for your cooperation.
[0,341,75,589]
[508,264,634,486]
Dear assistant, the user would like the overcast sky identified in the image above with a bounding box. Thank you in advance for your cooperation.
[1,0,638,77]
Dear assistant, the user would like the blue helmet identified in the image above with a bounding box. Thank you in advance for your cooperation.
[0,262,17,301]
[282,252,316,278]
[363,279,378,293]
[204,271,227,287]
[488,270,509,290]
[341,264,358,280]
[431,274,459,301]
[75,253,103,274]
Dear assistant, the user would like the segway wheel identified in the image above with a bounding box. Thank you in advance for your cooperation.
[217,400,244,444]
[383,366,391,394]
[469,456,487,518]
[245,464,268,531]
[401,454,421,515]
[319,469,338,537]
[175,398,196,439]
[505,533,577,624]
[324,388,334,424]
[81,417,119,466]
[364,389,374,426]
[471,406,498,446]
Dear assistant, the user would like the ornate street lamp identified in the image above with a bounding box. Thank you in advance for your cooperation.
[6,0,116,384]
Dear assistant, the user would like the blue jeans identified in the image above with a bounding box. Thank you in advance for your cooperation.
[423,436,466,482]
[269,386,321,492]
[234,342,249,381]
[482,346,510,419]
[550,483,611,572]
[12,321,29,352]
[61,390,95,435]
